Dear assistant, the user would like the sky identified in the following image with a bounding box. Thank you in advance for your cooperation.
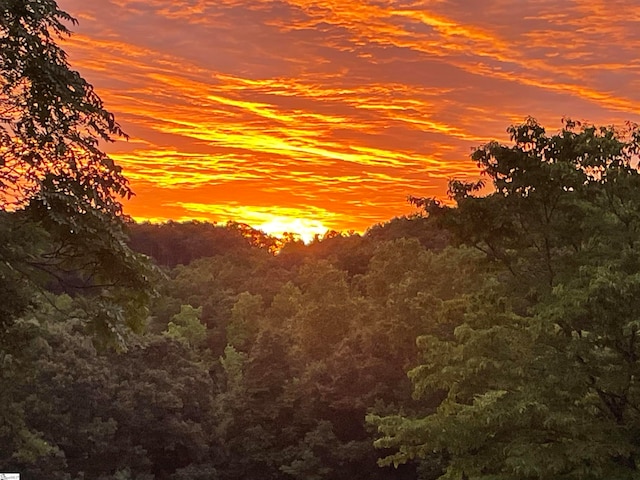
[57,0,640,240]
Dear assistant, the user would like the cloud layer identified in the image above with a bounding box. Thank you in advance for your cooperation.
[58,0,640,236]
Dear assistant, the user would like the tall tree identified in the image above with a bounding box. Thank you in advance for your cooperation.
[1,0,129,213]
[0,0,153,342]
[1,1,153,469]
[371,119,640,479]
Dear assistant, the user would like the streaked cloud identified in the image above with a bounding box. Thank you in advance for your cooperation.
[57,0,640,236]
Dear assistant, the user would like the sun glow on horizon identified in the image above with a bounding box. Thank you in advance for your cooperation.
[131,212,329,244]
[58,0,640,233]
[257,217,328,244]
[130,202,333,244]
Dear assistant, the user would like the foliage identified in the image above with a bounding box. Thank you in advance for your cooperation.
[371,118,640,479]
[1,204,498,480]
[0,0,155,344]
[165,304,207,348]
[0,0,129,213]
[1,300,216,479]
[1,1,154,473]
[127,221,257,268]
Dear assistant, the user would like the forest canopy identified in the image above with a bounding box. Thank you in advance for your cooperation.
[6,118,640,480]
[3,1,640,479]
[371,118,640,479]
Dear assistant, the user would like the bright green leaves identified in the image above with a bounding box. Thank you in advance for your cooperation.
[377,271,640,478]
[165,304,207,348]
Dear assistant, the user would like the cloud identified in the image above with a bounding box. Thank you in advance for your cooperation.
[56,0,640,234]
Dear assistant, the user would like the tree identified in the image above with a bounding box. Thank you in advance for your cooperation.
[371,119,640,479]
[165,304,208,348]
[1,0,129,213]
[1,1,154,470]
[0,0,153,344]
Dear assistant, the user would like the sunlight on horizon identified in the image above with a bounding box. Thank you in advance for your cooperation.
[257,217,328,244]
[59,0,640,232]
[131,209,330,244]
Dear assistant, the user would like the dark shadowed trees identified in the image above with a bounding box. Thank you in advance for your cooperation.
[371,119,640,479]
[1,0,153,470]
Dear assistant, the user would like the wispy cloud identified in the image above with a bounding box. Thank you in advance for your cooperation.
[57,0,640,236]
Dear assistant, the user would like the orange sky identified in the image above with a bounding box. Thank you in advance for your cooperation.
[57,0,640,240]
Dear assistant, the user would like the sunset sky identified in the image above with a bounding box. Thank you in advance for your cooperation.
[57,0,640,239]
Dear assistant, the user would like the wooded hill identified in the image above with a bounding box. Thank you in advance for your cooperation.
[3,2,640,478]
[7,116,640,480]
[2,213,461,480]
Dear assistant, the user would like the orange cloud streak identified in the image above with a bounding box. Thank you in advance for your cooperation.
[56,0,640,236]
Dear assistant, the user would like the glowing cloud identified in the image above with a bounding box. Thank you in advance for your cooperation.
[161,202,334,243]
[56,0,640,236]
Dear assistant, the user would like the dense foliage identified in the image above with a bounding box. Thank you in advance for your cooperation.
[0,0,153,343]
[371,118,640,479]
[4,217,471,479]
[1,0,154,472]
[4,2,640,479]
